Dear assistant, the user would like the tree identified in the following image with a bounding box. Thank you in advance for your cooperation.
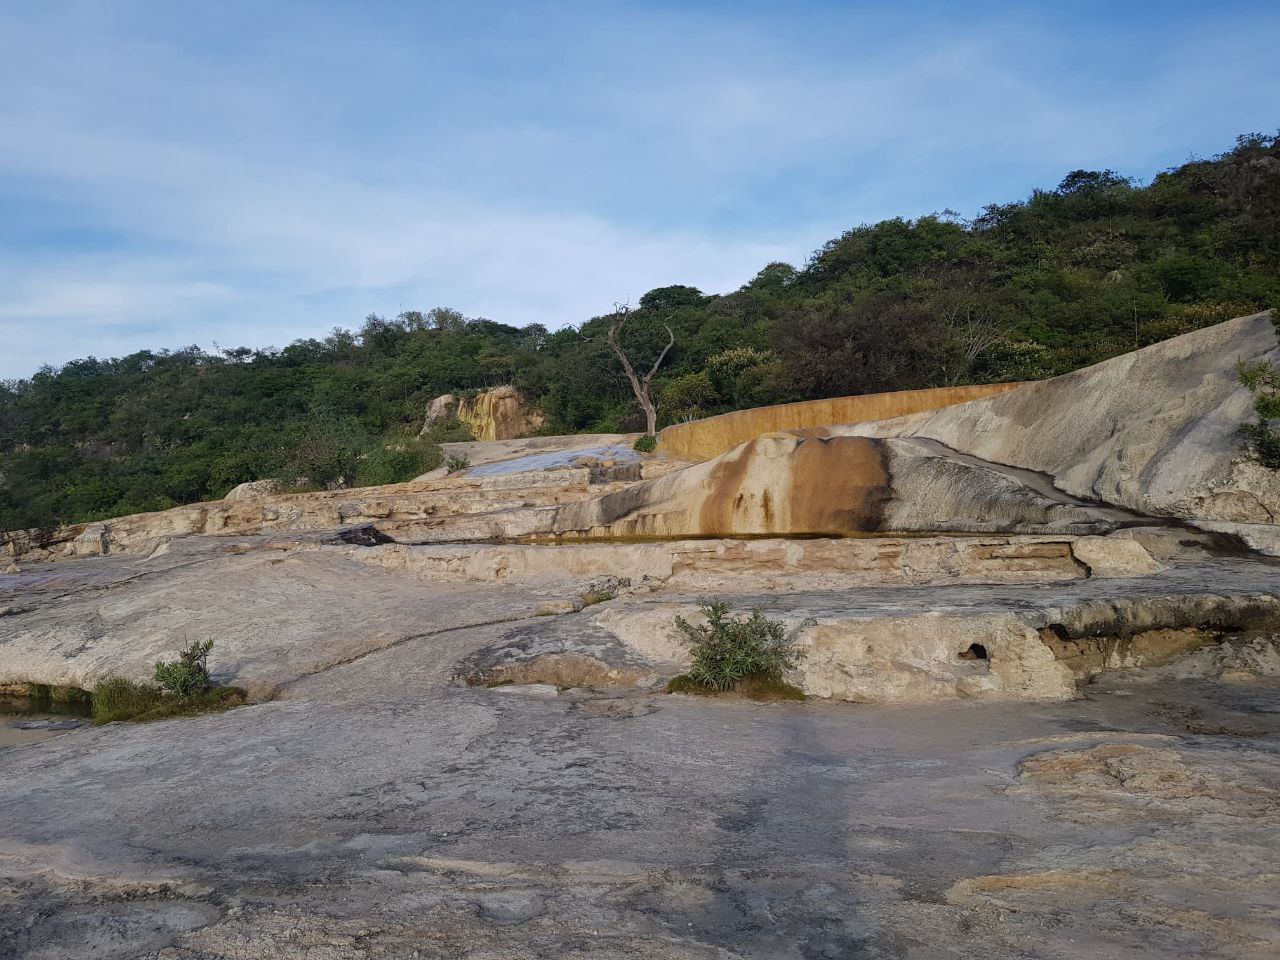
[606,304,675,437]
[775,294,948,399]
[933,290,1009,385]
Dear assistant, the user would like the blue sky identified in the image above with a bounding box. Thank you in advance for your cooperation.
[2,1,1278,379]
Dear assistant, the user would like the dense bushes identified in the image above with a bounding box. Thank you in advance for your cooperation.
[3,131,1278,531]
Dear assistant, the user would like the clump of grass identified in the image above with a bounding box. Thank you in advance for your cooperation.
[444,454,471,473]
[734,675,807,701]
[579,588,617,607]
[91,677,245,725]
[669,600,809,700]
[666,674,714,696]
[633,434,657,453]
[22,682,91,708]
[579,576,628,607]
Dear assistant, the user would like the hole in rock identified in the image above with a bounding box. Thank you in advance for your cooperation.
[959,643,989,661]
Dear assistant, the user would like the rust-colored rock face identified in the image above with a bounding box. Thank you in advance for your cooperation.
[421,386,545,442]
[657,383,1022,461]
[696,435,890,536]
[458,386,545,441]
[542,434,896,539]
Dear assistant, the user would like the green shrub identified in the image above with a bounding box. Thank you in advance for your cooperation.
[427,418,475,443]
[659,371,718,418]
[354,436,442,486]
[1237,343,1280,469]
[91,676,245,725]
[154,639,214,696]
[444,454,471,472]
[672,600,807,693]
[633,434,657,453]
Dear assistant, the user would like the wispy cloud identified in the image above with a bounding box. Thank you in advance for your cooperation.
[1,1,1277,377]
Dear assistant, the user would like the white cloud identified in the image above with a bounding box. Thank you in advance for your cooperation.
[0,2,1277,377]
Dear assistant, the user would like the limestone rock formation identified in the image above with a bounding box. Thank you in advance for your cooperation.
[4,313,1280,959]
[418,392,460,433]
[224,478,291,500]
[396,310,1278,541]
[841,310,1280,523]
[656,382,1021,460]
[7,312,1277,559]
[420,385,545,441]
[387,432,1133,543]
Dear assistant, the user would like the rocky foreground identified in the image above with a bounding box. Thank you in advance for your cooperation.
[3,313,1280,958]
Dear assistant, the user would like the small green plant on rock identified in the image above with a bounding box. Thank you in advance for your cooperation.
[444,454,471,473]
[1237,352,1280,469]
[668,600,809,700]
[633,434,657,453]
[154,639,214,696]
[89,640,245,724]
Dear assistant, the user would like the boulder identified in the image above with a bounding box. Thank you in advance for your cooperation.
[418,393,460,437]
[225,478,288,500]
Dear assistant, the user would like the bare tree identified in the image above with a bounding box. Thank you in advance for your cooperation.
[936,292,1008,385]
[606,304,674,437]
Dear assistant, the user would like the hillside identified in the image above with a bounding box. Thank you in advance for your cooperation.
[3,131,1278,531]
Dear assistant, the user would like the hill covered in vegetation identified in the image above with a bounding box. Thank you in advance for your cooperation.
[3,132,1278,532]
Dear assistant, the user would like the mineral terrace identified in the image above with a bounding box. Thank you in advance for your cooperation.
[2,312,1280,959]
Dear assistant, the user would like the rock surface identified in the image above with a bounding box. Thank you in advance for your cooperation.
[385,433,1138,542]
[222,478,291,500]
[3,313,1280,957]
[843,310,1280,523]
[421,385,545,441]
[3,626,1278,958]
[657,382,1021,460]
[2,528,1264,705]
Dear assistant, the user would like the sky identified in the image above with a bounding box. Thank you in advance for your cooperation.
[1,1,1278,379]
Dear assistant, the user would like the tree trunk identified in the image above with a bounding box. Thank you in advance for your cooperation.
[606,306,674,438]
